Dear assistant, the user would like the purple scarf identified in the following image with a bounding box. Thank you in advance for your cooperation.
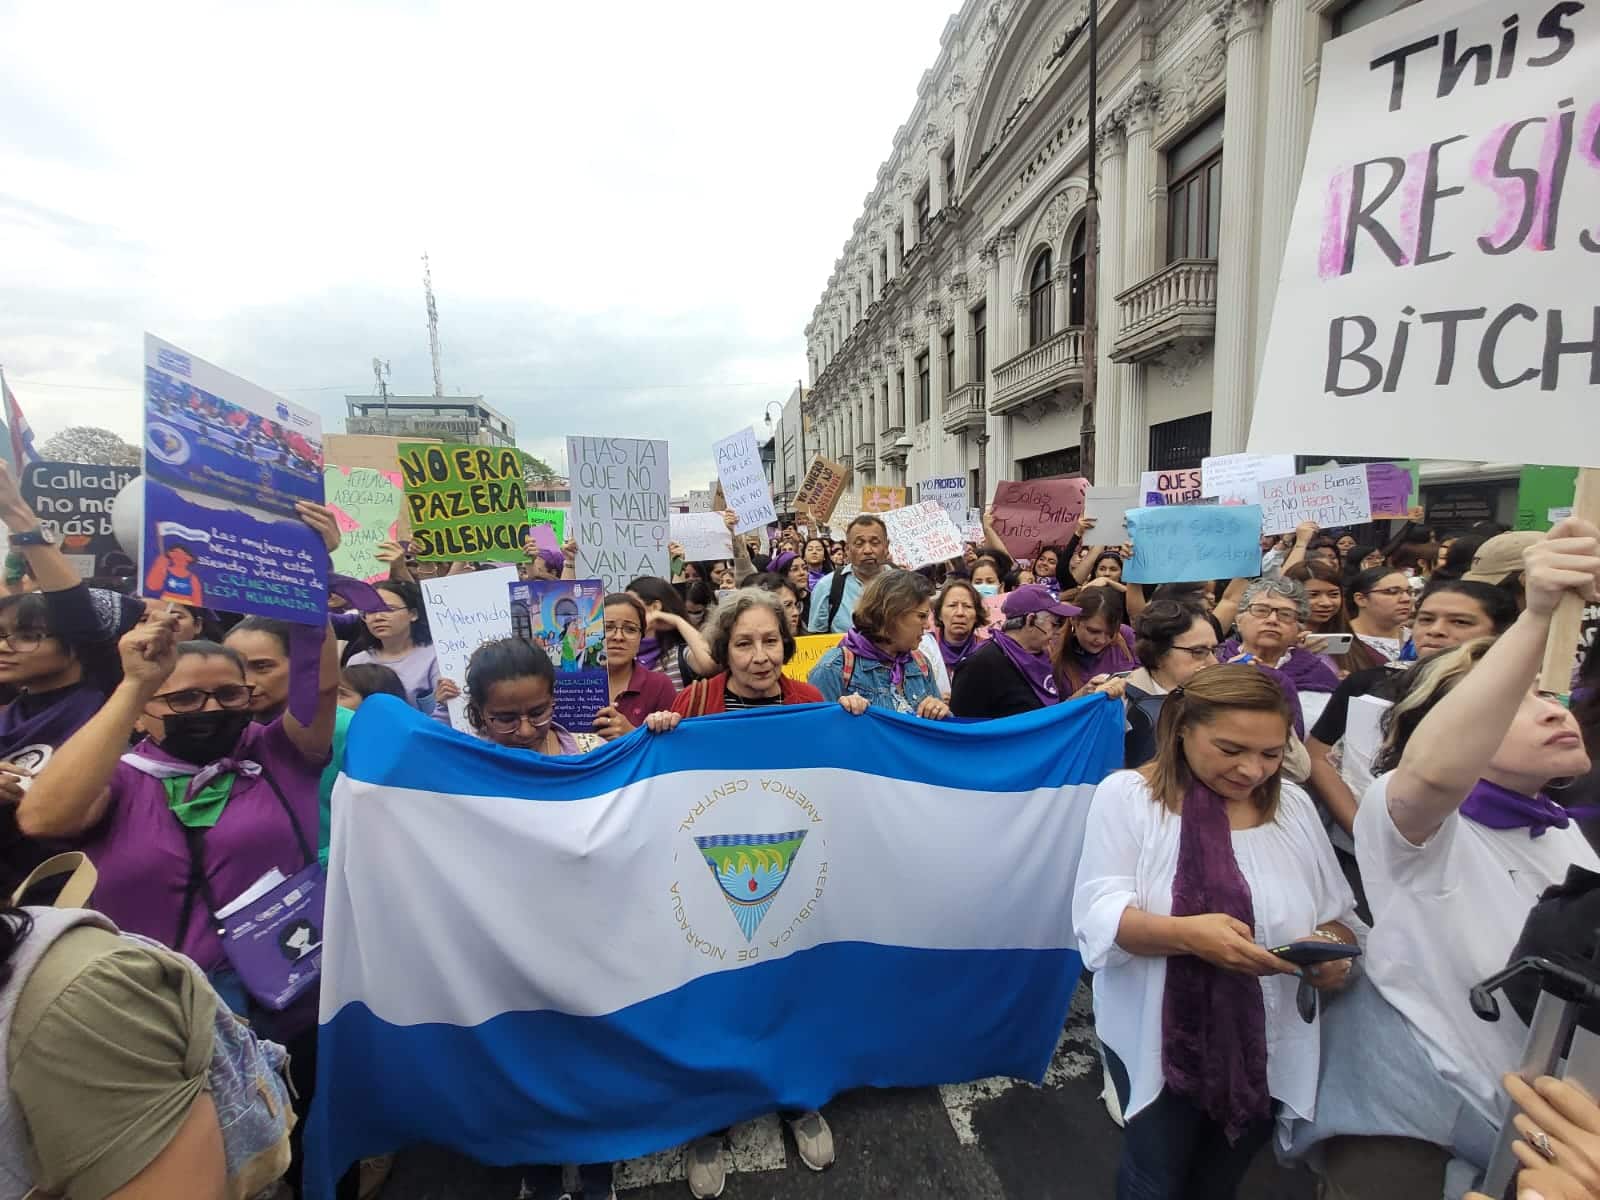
[1220,639,1340,694]
[1462,778,1600,838]
[939,634,979,672]
[990,630,1059,706]
[807,567,827,591]
[0,684,104,759]
[636,636,663,671]
[1164,779,1270,1142]
[842,627,914,689]
[286,574,387,724]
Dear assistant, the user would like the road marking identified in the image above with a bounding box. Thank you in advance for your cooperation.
[938,982,1101,1145]
[613,1115,787,1192]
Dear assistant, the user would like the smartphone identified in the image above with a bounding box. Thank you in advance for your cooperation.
[1316,633,1354,655]
[1269,940,1363,967]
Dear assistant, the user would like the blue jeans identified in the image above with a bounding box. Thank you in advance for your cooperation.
[1106,1047,1273,1200]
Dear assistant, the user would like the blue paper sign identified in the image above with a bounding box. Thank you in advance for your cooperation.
[507,580,609,733]
[1124,504,1264,584]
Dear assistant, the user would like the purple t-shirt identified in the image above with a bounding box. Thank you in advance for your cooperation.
[80,717,326,975]
[347,643,440,713]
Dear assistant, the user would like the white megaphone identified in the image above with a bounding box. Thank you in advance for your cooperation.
[111,475,143,557]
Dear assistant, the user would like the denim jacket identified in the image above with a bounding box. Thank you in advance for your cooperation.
[806,643,940,714]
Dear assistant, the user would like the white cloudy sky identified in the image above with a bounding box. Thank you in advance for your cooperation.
[0,0,951,491]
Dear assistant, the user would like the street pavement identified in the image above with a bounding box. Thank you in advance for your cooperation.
[377,981,1318,1200]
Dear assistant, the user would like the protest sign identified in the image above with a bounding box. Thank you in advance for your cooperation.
[1515,466,1578,532]
[1250,0,1600,468]
[569,436,671,593]
[1082,485,1140,545]
[862,486,908,513]
[670,512,734,561]
[916,477,968,526]
[982,594,1007,631]
[324,465,404,583]
[324,434,434,540]
[1138,467,1204,507]
[829,488,862,529]
[1201,453,1295,506]
[688,489,713,513]
[990,478,1088,559]
[526,506,567,548]
[883,501,965,569]
[1124,505,1264,584]
[421,566,516,733]
[509,579,607,732]
[712,427,777,533]
[962,507,984,545]
[21,461,139,578]
[141,335,327,624]
[398,443,527,562]
[1258,465,1373,536]
[783,633,843,681]
[1365,462,1416,520]
[795,457,849,523]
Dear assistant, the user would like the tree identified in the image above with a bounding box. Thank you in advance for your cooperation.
[519,449,558,483]
[40,426,141,467]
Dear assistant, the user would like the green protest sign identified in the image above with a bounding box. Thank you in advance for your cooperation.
[1515,466,1578,532]
[398,442,527,561]
[527,507,567,545]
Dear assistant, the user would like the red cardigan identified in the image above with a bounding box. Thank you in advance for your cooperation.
[671,673,823,716]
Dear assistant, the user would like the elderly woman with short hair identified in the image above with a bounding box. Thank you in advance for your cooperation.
[1220,578,1340,729]
[807,571,950,719]
[647,588,823,719]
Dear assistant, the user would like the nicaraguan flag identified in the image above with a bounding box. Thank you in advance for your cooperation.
[305,694,1122,1197]
[0,375,38,469]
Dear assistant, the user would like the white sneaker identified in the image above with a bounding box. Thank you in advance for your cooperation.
[787,1110,835,1171]
[684,1136,726,1199]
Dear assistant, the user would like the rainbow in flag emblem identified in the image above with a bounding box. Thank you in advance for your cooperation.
[693,831,809,942]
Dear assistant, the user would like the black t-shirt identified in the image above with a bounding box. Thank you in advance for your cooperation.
[949,641,1044,720]
[1309,664,1409,745]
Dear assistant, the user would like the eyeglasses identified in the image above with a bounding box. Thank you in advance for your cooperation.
[1243,605,1300,623]
[149,684,256,713]
[1365,586,1411,598]
[0,630,45,653]
[603,622,642,638]
[1170,643,1217,660]
[482,710,551,734]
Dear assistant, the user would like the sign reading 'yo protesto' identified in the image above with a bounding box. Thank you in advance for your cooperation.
[398,443,528,561]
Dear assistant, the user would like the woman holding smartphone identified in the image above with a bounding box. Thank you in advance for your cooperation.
[1074,665,1362,1199]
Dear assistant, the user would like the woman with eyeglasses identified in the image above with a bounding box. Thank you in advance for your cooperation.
[1121,599,1220,769]
[591,593,677,742]
[343,579,439,714]
[1219,579,1341,728]
[1345,567,1414,670]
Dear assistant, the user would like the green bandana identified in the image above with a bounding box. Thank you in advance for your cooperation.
[163,773,237,829]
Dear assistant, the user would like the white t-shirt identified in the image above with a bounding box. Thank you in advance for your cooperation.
[918,631,952,699]
[1073,771,1362,1133]
[1355,772,1600,1120]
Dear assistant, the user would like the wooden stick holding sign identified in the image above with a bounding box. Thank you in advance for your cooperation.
[1540,469,1600,695]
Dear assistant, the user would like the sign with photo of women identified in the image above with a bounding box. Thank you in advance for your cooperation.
[508,579,607,731]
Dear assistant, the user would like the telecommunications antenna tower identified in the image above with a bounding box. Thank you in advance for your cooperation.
[422,253,444,398]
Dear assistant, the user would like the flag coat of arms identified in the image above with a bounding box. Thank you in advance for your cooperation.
[305,695,1122,1196]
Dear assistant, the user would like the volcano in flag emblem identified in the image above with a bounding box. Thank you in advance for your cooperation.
[693,831,809,941]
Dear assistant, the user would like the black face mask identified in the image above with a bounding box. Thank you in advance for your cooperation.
[159,709,253,765]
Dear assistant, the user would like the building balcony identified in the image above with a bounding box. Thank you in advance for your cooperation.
[1111,258,1219,363]
[837,453,853,470]
[943,383,986,435]
[855,440,875,462]
[878,425,908,466]
[990,328,1085,414]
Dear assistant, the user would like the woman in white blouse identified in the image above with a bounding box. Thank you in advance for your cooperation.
[1074,664,1362,1200]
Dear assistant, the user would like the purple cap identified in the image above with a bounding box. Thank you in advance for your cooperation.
[770,551,798,575]
[1001,584,1081,620]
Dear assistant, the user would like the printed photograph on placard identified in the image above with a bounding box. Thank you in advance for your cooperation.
[509,579,609,731]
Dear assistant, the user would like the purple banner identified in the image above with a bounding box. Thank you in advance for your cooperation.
[218,863,325,1011]
[1365,463,1414,520]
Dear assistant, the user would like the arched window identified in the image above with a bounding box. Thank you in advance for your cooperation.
[1028,249,1053,346]
[1068,222,1087,327]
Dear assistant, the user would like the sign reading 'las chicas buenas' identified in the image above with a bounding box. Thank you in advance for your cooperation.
[22,461,140,575]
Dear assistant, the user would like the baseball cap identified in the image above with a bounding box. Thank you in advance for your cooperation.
[1001,584,1081,620]
[1463,531,1542,584]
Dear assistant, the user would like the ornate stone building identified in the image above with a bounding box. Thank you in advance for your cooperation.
[802,0,1408,494]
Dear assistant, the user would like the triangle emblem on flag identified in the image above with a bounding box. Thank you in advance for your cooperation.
[693,831,808,942]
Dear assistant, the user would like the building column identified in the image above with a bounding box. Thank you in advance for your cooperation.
[926,300,946,475]
[1211,0,1267,454]
[899,171,917,254]
[1255,0,1311,363]
[883,209,899,283]
[994,232,1017,361]
[868,234,883,299]
[952,279,972,389]
[1051,265,1072,335]
[889,340,907,429]
[1116,84,1159,483]
[926,139,945,213]
[1094,119,1128,484]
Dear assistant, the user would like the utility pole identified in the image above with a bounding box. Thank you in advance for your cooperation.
[423,253,444,399]
[1081,0,1100,485]
[372,357,391,421]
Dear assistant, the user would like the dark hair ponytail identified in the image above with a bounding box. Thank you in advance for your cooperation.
[0,907,34,989]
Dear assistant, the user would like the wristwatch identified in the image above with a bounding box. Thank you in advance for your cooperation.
[8,526,56,548]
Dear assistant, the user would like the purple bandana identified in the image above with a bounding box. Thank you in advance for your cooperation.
[0,684,104,761]
[807,567,828,591]
[842,627,914,689]
[1219,639,1340,694]
[939,635,979,672]
[990,630,1059,706]
[1462,778,1600,838]
[636,635,663,671]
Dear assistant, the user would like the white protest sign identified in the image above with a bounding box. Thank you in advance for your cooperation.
[688,489,713,513]
[1202,452,1296,506]
[962,507,984,545]
[916,476,968,526]
[1258,465,1373,535]
[568,437,671,594]
[420,566,517,733]
[1139,467,1205,506]
[712,427,777,533]
[1082,485,1140,545]
[830,488,862,529]
[883,501,965,569]
[670,512,734,561]
[1250,0,1600,468]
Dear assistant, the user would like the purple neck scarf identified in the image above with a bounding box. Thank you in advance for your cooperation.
[1462,778,1600,838]
[0,684,105,758]
[842,627,914,689]
[808,567,828,590]
[939,634,979,672]
[990,630,1059,706]
[1220,639,1340,694]
[1164,778,1270,1142]
[636,635,663,671]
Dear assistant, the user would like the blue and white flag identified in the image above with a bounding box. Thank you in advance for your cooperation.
[305,694,1122,1196]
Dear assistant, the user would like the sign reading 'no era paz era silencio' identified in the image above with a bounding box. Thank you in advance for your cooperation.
[398,443,528,562]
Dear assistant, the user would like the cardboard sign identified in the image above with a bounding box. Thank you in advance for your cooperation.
[883,501,965,569]
[862,486,908,513]
[1124,505,1265,584]
[1201,453,1296,507]
[569,436,671,593]
[141,334,328,624]
[784,633,842,682]
[916,477,968,526]
[324,465,404,583]
[670,512,734,562]
[1365,462,1416,520]
[712,426,777,533]
[1138,467,1204,507]
[526,506,567,546]
[420,566,516,733]
[1250,0,1600,467]
[324,433,436,541]
[990,478,1088,559]
[688,489,714,513]
[1081,485,1140,545]
[1258,465,1373,536]
[21,461,139,579]
[829,488,863,529]
[399,443,527,562]
[509,579,607,732]
[795,457,849,523]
